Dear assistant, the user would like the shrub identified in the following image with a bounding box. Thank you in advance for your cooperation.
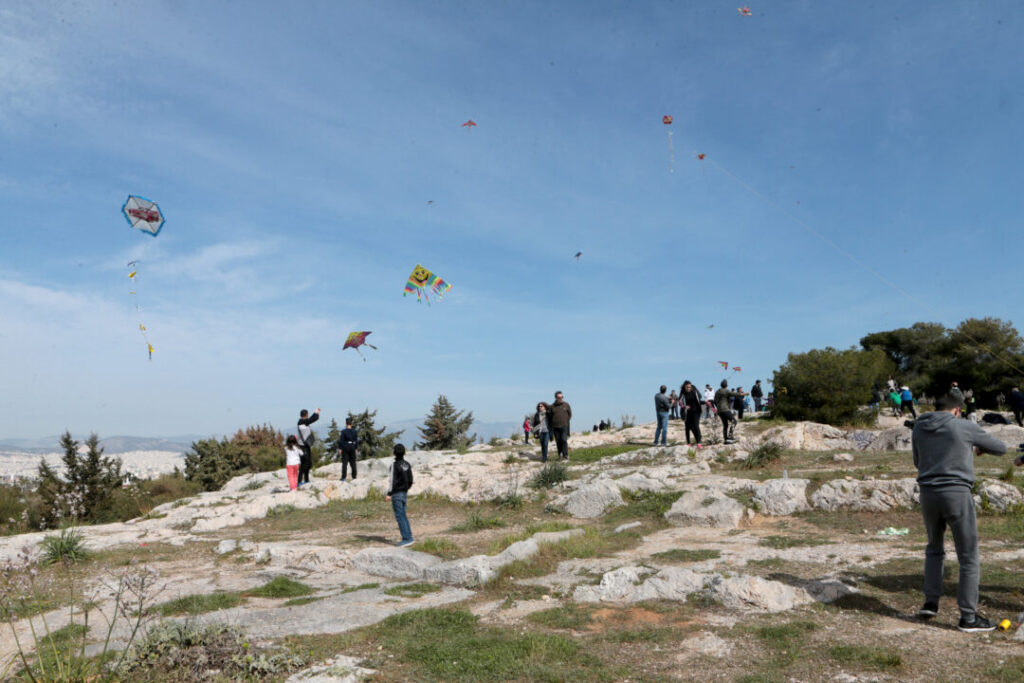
[415,538,462,560]
[619,414,636,429]
[740,441,784,469]
[183,424,284,491]
[529,462,569,489]
[266,504,297,517]
[40,527,89,565]
[451,511,507,532]
[772,347,893,425]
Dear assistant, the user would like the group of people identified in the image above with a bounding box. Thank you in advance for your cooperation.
[521,391,573,462]
[653,379,767,447]
[283,408,415,547]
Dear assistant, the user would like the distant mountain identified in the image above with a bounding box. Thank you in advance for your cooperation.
[0,434,207,455]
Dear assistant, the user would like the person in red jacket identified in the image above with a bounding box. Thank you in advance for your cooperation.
[522,416,532,444]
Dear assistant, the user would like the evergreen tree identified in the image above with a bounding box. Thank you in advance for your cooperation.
[37,432,124,526]
[319,418,343,464]
[346,409,403,459]
[417,395,476,450]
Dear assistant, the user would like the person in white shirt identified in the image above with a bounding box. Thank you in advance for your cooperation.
[284,435,302,492]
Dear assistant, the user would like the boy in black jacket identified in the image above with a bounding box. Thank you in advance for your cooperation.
[386,444,414,546]
[339,419,359,481]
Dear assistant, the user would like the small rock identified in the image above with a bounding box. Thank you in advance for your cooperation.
[216,539,238,554]
[753,478,810,516]
[833,453,854,462]
[614,521,643,533]
[664,491,747,528]
[352,548,442,580]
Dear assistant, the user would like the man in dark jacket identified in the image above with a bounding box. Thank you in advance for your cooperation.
[1008,387,1024,427]
[751,380,764,413]
[714,381,744,444]
[338,418,359,482]
[296,408,320,486]
[913,394,1009,632]
[654,386,671,446]
[386,443,414,546]
[549,391,572,460]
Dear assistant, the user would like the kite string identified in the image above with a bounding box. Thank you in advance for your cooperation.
[699,154,1024,381]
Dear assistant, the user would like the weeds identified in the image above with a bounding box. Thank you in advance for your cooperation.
[741,441,784,469]
[451,511,507,532]
[415,538,462,560]
[265,504,297,517]
[651,548,720,562]
[529,462,569,489]
[383,582,441,598]
[242,577,314,599]
[40,527,89,566]
[155,592,243,616]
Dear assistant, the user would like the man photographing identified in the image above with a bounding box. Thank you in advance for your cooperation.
[913,394,1010,632]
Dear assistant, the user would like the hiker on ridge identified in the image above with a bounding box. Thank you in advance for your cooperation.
[679,380,703,447]
[751,380,764,413]
[654,385,672,446]
[549,391,572,460]
[296,407,320,487]
[714,380,744,444]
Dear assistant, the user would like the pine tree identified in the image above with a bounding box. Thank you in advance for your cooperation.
[319,418,342,464]
[346,409,403,459]
[37,431,124,526]
[417,395,476,450]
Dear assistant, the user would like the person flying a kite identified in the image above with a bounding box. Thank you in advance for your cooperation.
[343,331,378,361]
[403,264,452,304]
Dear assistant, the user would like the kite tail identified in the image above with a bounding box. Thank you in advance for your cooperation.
[668,131,674,173]
[366,343,378,350]
[431,278,452,300]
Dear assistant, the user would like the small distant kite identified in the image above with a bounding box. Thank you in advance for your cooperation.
[733,366,742,372]
[663,115,674,172]
[461,120,477,130]
[707,324,715,329]
[427,200,434,205]
[574,251,582,262]
[738,6,752,16]
[343,331,378,361]
[697,153,705,161]
[122,195,165,236]
[718,361,729,370]
[403,264,452,304]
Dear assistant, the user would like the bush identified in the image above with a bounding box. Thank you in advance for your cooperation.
[529,462,569,489]
[772,347,893,425]
[619,414,636,429]
[40,526,89,565]
[36,432,125,527]
[740,441,784,469]
[451,511,507,532]
[183,424,284,491]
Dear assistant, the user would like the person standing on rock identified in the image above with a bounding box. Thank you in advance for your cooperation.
[338,418,359,482]
[913,394,1009,632]
[703,384,716,420]
[751,380,764,413]
[549,391,572,460]
[714,380,744,444]
[888,387,902,417]
[669,389,680,420]
[297,407,320,487]
[1008,387,1024,427]
[950,381,964,407]
[523,415,532,444]
[733,387,746,421]
[654,385,672,446]
[284,435,302,492]
[386,443,415,547]
[532,402,552,462]
[679,380,703,447]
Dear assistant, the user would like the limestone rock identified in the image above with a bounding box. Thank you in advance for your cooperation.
[351,548,441,580]
[975,479,1024,512]
[614,521,642,533]
[216,539,238,554]
[285,654,376,682]
[665,490,747,528]
[573,566,649,602]
[833,453,854,462]
[753,479,810,516]
[680,631,732,658]
[551,477,623,518]
[810,478,918,512]
[864,427,912,452]
[705,574,814,612]
[425,555,498,585]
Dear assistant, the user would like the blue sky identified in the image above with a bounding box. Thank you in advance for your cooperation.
[1,0,1021,440]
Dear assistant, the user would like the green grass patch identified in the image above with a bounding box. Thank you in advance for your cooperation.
[156,591,243,616]
[651,548,721,562]
[450,511,507,533]
[527,604,593,630]
[358,607,614,681]
[740,441,784,469]
[986,657,1024,682]
[496,527,637,581]
[383,582,442,598]
[602,489,682,525]
[528,462,569,489]
[284,596,323,607]
[569,444,642,464]
[758,535,833,549]
[266,503,297,517]
[341,582,380,594]
[40,527,89,565]
[415,537,462,560]
[243,576,315,599]
[827,644,901,670]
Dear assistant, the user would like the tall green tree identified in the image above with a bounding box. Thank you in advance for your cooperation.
[417,395,476,450]
[346,409,403,459]
[860,322,945,389]
[772,347,893,425]
[318,418,343,464]
[37,432,124,526]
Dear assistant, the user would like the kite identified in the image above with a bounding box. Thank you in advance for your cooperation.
[663,115,674,172]
[128,264,154,360]
[718,361,729,370]
[707,324,715,329]
[738,6,752,16]
[461,120,477,130]
[403,263,452,304]
[122,195,165,236]
[574,251,582,262]
[733,366,742,372]
[343,331,378,361]
[697,153,705,161]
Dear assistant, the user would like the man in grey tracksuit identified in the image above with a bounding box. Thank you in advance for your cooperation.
[913,394,1009,632]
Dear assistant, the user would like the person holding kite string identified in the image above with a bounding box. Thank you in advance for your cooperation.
[714,380,745,445]
[297,408,320,487]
